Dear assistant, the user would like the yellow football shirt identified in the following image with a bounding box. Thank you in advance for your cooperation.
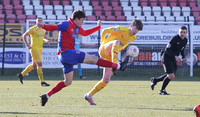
[101,26,137,51]
[27,25,46,50]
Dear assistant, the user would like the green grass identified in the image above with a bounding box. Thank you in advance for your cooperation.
[0,75,200,117]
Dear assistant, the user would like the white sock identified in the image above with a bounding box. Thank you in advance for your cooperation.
[117,63,120,69]
[46,94,49,99]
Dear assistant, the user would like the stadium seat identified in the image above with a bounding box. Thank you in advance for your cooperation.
[7,14,16,20]
[91,1,99,6]
[195,16,200,22]
[136,16,146,21]
[156,16,165,22]
[115,11,122,16]
[62,1,70,6]
[130,0,139,7]
[32,0,40,6]
[57,15,66,20]
[17,14,26,21]
[52,0,60,5]
[166,16,175,22]
[0,14,5,20]
[22,0,31,6]
[162,7,171,16]
[13,0,21,6]
[34,5,43,11]
[149,0,158,7]
[98,15,106,20]
[65,11,73,17]
[54,5,63,15]
[84,10,93,16]
[25,10,33,15]
[27,15,36,19]
[172,7,181,16]
[182,7,190,16]
[15,10,23,15]
[113,6,122,12]
[123,6,132,17]
[42,0,50,5]
[103,6,112,11]
[104,11,112,16]
[72,0,80,6]
[121,1,129,7]
[133,6,142,17]
[106,16,116,21]
[55,10,63,16]
[8,20,16,23]
[197,21,200,25]
[178,0,187,7]
[143,6,152,16]
[82,1,90,6]
[35,10,44,16]
[74,5,83,10]
[94,10,103,17]
[93,6,103,11]
[37,15,46,20]
[116,16,126,21]
[47,15,56,20]
[111,2,119,7]
[192,7,200,17]
[188,16,194,22]
[146,16,155,22]
[169,0,177,7]
[102,1,109,7]
[159,0,167,7]
[175,16,185,22]
[64,5,73,11]
[140,0,148,7]
[87,15,96,21]
[3,0,11,5]
[127,16,136,21]
[152,7,161,16]
[5,10,13,15]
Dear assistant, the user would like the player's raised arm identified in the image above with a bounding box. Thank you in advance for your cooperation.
[78,20,101,36]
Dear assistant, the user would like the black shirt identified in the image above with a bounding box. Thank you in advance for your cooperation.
[165,34,187,59]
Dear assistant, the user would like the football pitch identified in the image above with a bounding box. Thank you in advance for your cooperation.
[0,75,199,117]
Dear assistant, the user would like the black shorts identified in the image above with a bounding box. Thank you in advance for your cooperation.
[161,53,177,74]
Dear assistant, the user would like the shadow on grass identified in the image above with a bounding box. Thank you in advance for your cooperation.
[138,107,193,112]
[0,112,78,116]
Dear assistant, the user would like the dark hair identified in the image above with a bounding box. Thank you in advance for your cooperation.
[131,18,143,30]
[72,10,86,20]
[180,26,187,31]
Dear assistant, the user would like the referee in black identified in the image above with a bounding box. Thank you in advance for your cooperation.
[150,26,188,95]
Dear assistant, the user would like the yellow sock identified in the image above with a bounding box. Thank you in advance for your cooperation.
[111,44,120,63]
[37,66,44,83]
[89,80,107,96]
[21,65,34,76]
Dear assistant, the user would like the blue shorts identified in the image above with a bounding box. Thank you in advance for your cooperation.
[59,49,85,74]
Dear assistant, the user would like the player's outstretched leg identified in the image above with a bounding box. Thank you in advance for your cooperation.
[40,94,48,106]
[150,77,157,90]
[17,73,23,84]
[84,93,96,105]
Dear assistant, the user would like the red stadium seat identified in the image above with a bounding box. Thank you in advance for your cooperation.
[8,20,15,23]
[111,2,119,7]
[114,11,122,16]
[87,15,96,21]
[169,0,177,7]
[140,2,148,7]
[62,1,70,5]
[4,5,13,10]
[0,14,5,20]
[103,6,112,11]
[17,14,26,20]
[113,6,122,11]
[106,16,116,21]
[0,19,4,23]
[195,17,200,22]
[27,15,36,19]
[98,15,106,20]
[5,10,13,14]
[13,0,21,5]
[94,10,103,17]
[18,20,26,23]
[0,10,3,14]
[179,2,186,7]
[101,1,109,7]
[193,12,200,17]
[105,11,112,16]
[15,10,23,15]
[116,16,126,21]
[149,0,158,7]
[0,5,3,10]
[93,6,103,11]
[189,3,197,7]
[197,21,200,25]
[7,14,16,20]
[52,1,60,5]
[3,0,11,5]
[192,7,200,12]
[43,0,50,5]
[14,5,23,10]
[91,1,99,6]
[159,0,167,7]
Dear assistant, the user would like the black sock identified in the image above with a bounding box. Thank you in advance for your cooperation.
[161,77,171,91]
[155,74,167,82]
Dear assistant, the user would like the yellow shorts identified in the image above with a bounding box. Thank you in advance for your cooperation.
[30,49,42,63]
[99,45,112,62]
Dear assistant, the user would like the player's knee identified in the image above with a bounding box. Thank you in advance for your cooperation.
[168,74,175,79]
[64,80,72,86]
[103,78,110,83]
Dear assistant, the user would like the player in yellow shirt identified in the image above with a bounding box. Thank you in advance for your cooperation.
[84,18,143,105]
[17,17,50,87]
